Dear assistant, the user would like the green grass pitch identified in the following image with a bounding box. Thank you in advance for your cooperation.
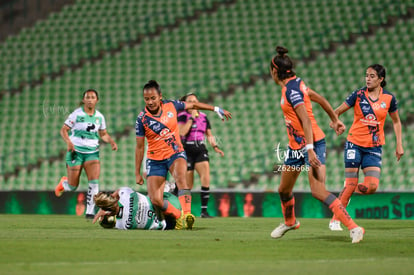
[0,215,413,275]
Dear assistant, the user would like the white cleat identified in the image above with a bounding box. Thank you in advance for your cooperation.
[350,226,365,243]
[329,220,343,231]
[270,221,300,239]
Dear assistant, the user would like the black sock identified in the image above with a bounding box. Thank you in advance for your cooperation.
[200,186,210,213]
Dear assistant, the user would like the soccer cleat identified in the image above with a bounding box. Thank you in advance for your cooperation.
[85,214,95,220]
[350,226,365,243]
[329,220,343,231]
[185,213,195,230]
[270,220,300,239]
[200,212,213,218]
[54,176,67,197]
[175,211,185,230]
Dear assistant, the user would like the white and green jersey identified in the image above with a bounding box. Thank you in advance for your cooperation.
[115,187,166,230]
[64,107,106,153]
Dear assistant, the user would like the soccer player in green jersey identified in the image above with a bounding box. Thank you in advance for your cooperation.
[92,186,180,230]
[55,89,118,219]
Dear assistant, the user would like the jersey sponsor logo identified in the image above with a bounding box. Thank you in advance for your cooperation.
[76,116,85,122]
[284,117,292,124]
[347,149,356,160]
[149,120,157,127]
[360,114,380,126]
[156,128,173,140]
[152,123,161,132]
[126,195,136,229]
[361,106,370,113]
[86,123,96,132]
[361,99,369,104]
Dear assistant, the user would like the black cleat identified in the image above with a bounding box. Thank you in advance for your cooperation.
[200,212,213,218]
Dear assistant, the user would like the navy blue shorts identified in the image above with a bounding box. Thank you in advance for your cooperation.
[146,151,187,178]
[344,140,382,169]
[284,139,326,168]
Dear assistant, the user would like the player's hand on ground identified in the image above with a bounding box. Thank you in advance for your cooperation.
[92,210,105,224]
[136,173,144,185]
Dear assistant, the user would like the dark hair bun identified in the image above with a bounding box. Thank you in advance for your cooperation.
[148,80,158,85]
[276,46,289,56]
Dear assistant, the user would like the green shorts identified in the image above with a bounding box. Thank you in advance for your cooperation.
[65,151,100,167]
[163,192,181,211]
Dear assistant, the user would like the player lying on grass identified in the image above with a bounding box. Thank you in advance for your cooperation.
[92,186,181,230]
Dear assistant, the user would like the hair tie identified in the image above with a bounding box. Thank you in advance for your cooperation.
[272,58,279,69]
[286,70,291,73]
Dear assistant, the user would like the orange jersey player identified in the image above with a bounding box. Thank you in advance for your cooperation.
[269,46,364,243]
[329,64,403,231]
[280,76,325,150]
[136,99,185,161]
[135,80,231,230]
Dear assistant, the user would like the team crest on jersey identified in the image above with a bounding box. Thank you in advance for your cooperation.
[95,118,100,124]
[380,102,387,109]
[167,112,174,118]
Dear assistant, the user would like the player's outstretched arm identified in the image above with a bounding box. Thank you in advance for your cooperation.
[185,102,232,121]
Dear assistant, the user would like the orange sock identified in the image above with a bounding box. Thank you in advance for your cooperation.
[327,195,358,230]
[178,189,192,214]
[162,201,181,219]
[280,195,296,226]
[332,177,357,221]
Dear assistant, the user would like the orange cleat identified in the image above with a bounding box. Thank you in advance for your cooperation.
[55,176,67,197]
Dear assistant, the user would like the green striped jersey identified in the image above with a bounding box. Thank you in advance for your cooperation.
[64,107,106,153]
[115,187,166,230]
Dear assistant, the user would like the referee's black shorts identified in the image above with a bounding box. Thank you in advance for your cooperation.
[183,141,209,171]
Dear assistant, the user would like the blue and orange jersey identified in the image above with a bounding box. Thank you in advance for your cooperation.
[345,87,398,147]
[280,76,325,150]
[135,100,186,160]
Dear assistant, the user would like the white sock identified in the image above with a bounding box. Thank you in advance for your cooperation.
[62,179,76,191]
[86,181,99,215]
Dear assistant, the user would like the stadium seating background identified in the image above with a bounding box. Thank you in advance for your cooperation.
[0,0,413,192]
